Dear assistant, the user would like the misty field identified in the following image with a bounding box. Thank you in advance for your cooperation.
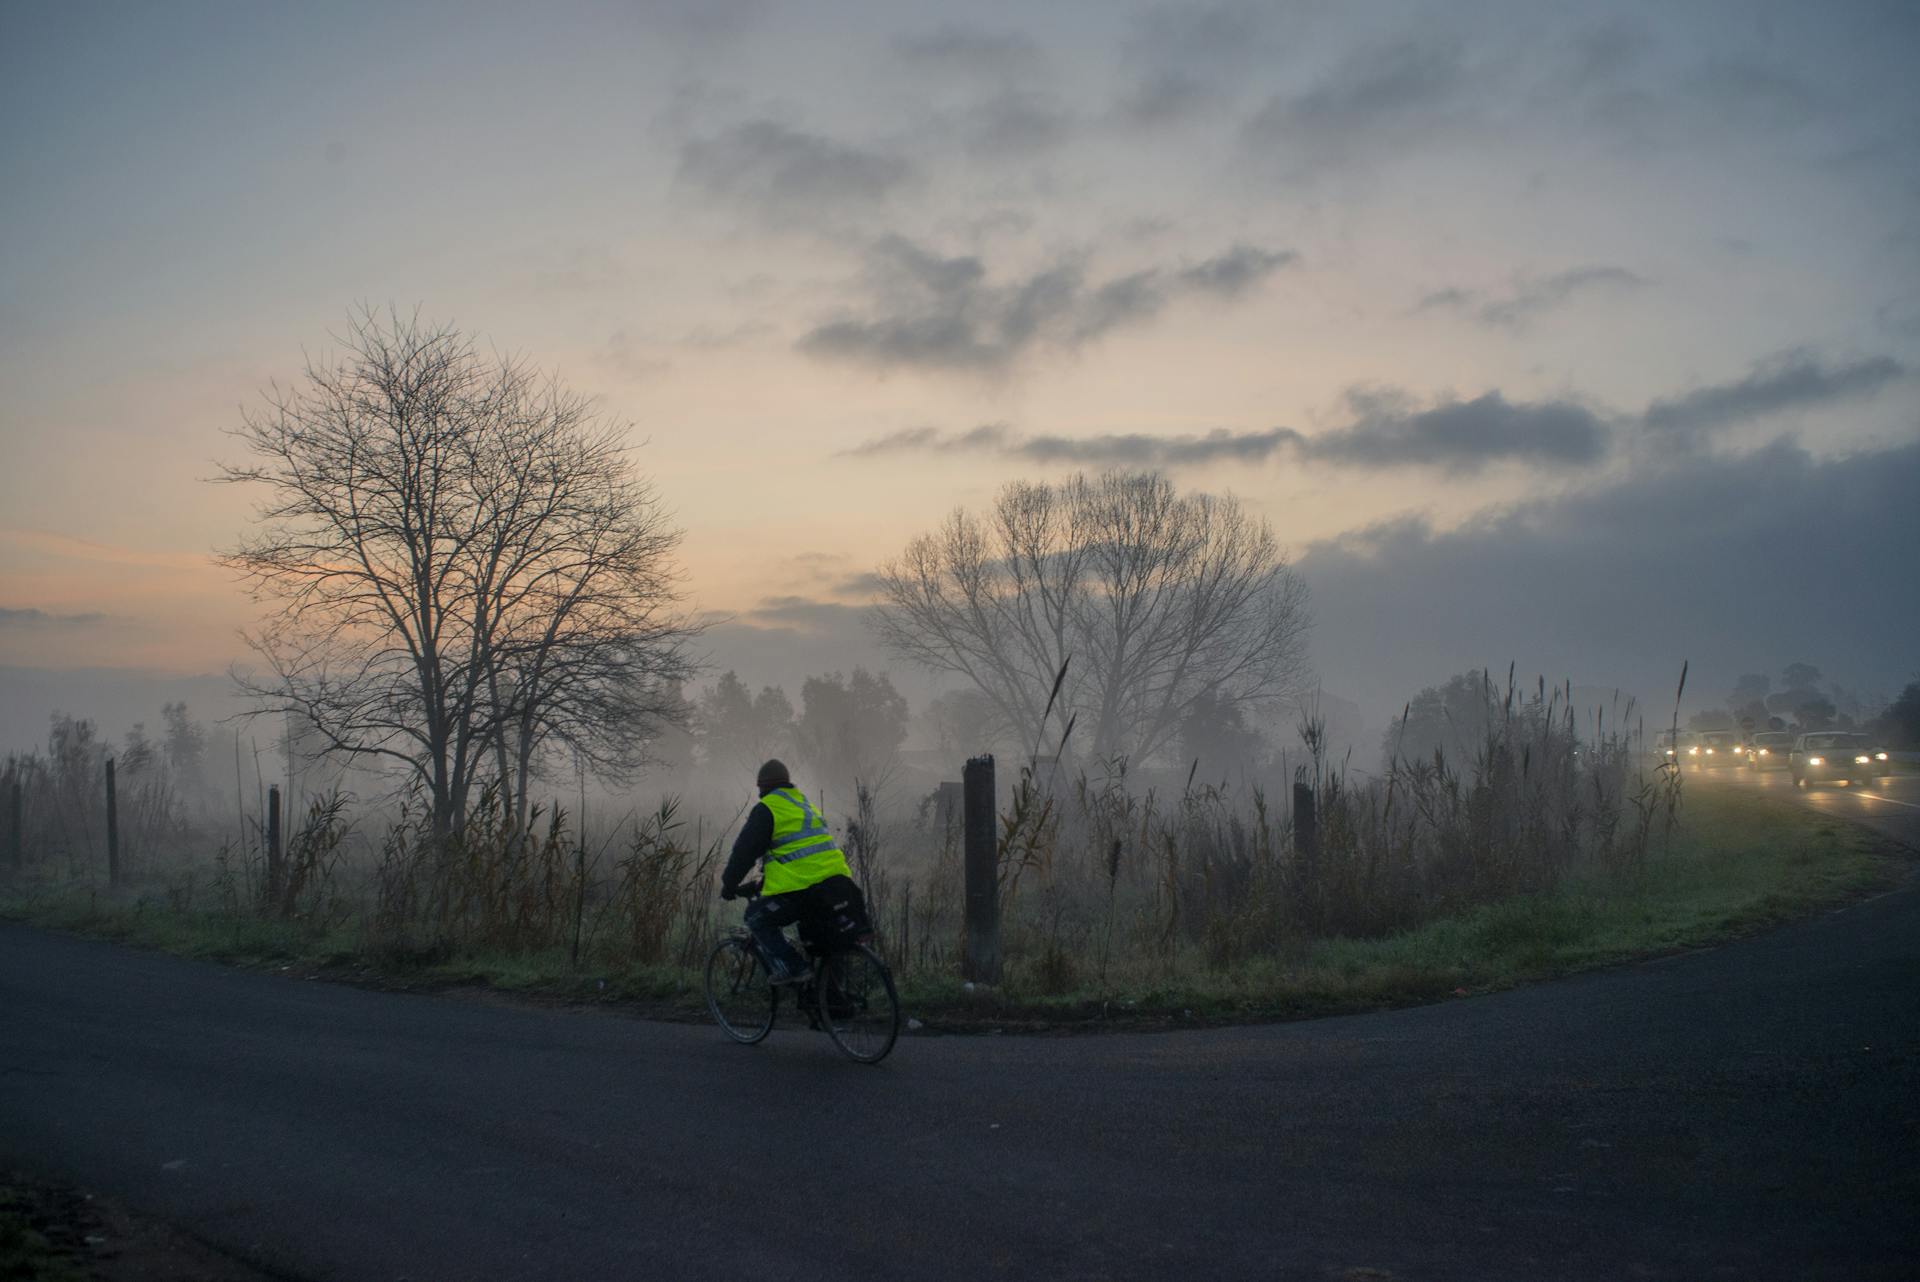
[1,679,1897,1029]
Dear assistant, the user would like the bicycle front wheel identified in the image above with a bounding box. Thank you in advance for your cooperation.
[706,936,775,1044]
[816,944,900,1064]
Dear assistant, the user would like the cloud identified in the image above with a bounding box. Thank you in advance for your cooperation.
[632,0,767,41]
[677,120,913,220]
[841,390,1610,475]
[0,530,205,572]
[892,25,1045,80]
[593,330,674,383]
[765,554,885,599]
[1017,428,1298,466]
[960,93,1074,161]
[1178,245,1300,298]
[1414,286,1476,313]
[1127,1,1272,75]
[1115,2,1279,125]
[1116,72,1217,126]
[1564,19,1652,87]
[1306,390,1613,472]
[1419,266,1648,329]
[1244,38,1470,168]
[1297,439,1920,730]
[746,595,868,632]
[799,238,1296,374]
[1642,352,1907,441]
[832,571,888,599]
[1686,60,1822,133]
[842,424,1015,458]
[1877,297,1920,339]
[0,607,108,628]
[839,350,1899,474]
[677,321,777,349]
[841,423,1291,466]
[1472,267,1646,329]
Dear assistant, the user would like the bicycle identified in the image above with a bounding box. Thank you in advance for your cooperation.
[704,884,901,1064]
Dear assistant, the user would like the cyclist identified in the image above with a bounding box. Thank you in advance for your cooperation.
[719,759,870,985]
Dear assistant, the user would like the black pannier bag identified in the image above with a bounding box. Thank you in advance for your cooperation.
[797,874,873,954]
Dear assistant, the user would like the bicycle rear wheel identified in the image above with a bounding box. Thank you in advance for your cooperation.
[706,936,775,1044]
[816,944,900,1064]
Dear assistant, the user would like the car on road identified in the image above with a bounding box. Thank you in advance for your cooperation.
[1789,732,1891,788]
[1686,731,1741,769]
[1654,729,1683,765]
[1745,731,1793,770]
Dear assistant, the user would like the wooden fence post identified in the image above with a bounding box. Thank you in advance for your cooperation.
[1292,778,1318,886]
[265,784,283,910]
[935,781,962,830]
[7,779,21,871]
[105,757,121,888]
[897,879,912,972]
[962,754,1001,984]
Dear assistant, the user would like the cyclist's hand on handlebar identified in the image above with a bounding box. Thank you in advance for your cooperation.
[719,884,738,901]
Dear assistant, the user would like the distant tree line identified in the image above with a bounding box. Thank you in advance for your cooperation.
[642,667,910,806]
[2,704,215,878]
[1706,662,1891,736]
[1382,659,1919,772]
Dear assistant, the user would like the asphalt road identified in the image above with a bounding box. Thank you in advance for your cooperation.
[5,777,1917,1282]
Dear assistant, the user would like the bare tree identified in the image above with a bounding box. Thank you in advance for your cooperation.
[218,309,698,838]
[873,470,1310,767]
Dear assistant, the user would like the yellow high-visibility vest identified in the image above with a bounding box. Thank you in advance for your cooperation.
[759,787,852,895]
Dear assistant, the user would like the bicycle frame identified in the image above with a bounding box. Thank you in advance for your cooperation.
[733,928,860,1029]
[715,882,899,1062]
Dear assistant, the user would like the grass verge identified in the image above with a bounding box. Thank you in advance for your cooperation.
[1,1171,274,1282]
[1,1178,87,1282]
[2,785,1907,1034]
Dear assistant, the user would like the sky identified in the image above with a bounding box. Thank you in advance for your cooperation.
[2,0,1917,753]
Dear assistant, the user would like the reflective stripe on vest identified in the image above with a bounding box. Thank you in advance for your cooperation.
[759,788,852,895]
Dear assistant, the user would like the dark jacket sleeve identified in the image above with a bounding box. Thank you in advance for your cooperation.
[721,801,775,893]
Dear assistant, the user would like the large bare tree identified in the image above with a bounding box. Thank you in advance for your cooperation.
[219,309,698,837]
[874,470,1310,768]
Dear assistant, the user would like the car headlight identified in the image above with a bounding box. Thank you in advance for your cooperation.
[1854,755,1871,765]
[1758,748,1769,756]
[1665,748,1675,756]
[1876,752,1888,761]
[1688,746,1699,755]
[1809,756,1825,766]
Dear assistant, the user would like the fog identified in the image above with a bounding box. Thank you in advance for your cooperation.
[7,10,1920,1278]
[2,0,1916,987]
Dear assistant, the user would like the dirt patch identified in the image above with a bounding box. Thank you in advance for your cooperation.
[2,1171,281,1282]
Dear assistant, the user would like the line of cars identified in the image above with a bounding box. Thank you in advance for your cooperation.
[1654,729,1893,788]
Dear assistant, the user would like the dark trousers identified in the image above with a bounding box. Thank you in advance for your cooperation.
[743,891,811,977]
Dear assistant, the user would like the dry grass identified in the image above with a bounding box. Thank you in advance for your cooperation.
[8,665,1896,1030]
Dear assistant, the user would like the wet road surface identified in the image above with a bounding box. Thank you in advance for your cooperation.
[1692,758,1920,848]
